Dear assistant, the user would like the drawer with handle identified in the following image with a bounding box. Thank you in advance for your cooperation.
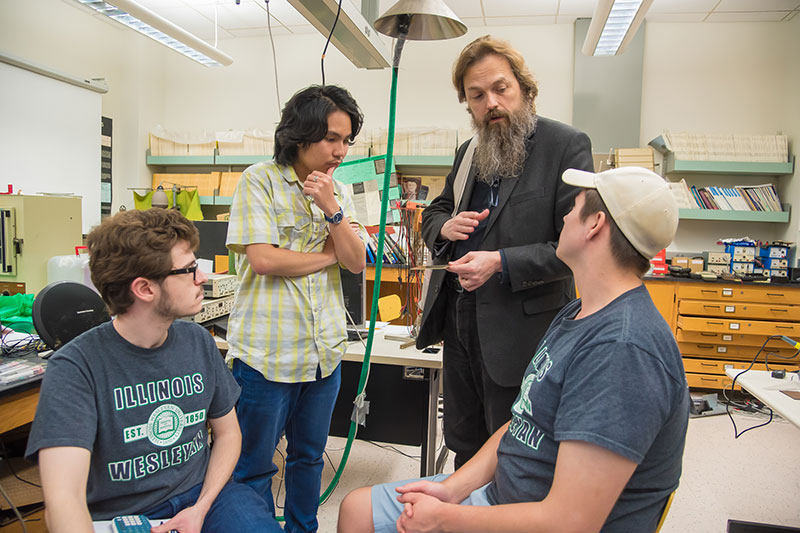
[677,299,800,321]
[677,315,800,337]
[685,372,739,390]
[676,329,796,348]
[676,284,800,305]
[678,342,799,361]
[683,358,799,375]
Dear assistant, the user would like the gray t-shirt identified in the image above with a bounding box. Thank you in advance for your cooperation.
[25,320,240,520]
[488,285,689,532]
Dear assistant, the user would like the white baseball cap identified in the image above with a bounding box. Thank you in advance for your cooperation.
[562,166,678,259]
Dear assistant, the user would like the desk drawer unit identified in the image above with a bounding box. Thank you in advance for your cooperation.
[673,282,800,390]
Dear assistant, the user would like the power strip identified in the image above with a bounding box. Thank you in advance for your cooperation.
[184,295,235,324]
[203,274,239,298]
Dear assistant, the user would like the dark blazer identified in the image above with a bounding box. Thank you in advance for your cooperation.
[416,116,594,387]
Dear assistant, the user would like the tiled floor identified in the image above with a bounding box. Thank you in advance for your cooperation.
[273,410,800,532]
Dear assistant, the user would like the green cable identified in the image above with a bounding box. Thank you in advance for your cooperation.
[275,42,404,522]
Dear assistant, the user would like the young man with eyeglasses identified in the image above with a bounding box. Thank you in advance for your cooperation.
[26,208,281,533]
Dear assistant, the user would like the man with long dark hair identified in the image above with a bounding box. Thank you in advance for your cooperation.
[226,84,366,532]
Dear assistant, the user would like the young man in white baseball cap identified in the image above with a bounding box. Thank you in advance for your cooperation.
[338,166,689,533]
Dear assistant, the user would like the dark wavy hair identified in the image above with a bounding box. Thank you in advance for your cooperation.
[87,208,199,315]
[273,85,363,167]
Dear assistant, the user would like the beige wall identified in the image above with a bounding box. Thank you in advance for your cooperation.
[157,24,576,134]
[1,0,798,257]
[0,0,166,214]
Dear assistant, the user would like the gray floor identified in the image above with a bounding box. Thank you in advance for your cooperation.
[273,410,800,532]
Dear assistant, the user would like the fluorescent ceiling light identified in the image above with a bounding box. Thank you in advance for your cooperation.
[288,0,391,69]
[75,0,233,67]
[582,0,653,56]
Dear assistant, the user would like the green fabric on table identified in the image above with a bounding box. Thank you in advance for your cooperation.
[0,293,36,333]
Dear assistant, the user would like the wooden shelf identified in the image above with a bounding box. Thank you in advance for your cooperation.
[366,264,410,282]
[146,154,214,165]
[678,207,790,222]
[215,155,271,165]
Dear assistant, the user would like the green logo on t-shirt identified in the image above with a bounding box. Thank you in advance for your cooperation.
[123,405,206,447]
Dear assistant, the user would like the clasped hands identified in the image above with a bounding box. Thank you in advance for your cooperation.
[440,209,500,291]
[394,480,456,533]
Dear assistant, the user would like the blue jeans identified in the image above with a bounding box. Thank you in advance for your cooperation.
[143,480,281,532]
[232,358,341,533]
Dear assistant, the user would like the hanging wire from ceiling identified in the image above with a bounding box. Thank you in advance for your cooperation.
[321,0,343,86]
[265,0,282,115]
[214,3,219,48]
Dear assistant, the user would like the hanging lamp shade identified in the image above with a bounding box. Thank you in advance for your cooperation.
[374,0,467,41]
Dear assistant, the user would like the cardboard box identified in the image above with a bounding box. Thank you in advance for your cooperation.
[219,172,242,196]
[153,172,221,197]
[689,257,705,273]
[672,256,690,268]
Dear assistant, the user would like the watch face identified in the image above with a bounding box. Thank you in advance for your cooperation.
[332,210,344,224]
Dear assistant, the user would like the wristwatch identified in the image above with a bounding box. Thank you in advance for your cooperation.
[324,206,344,225]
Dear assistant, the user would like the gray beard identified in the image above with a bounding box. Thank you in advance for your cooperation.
[471,108,537,182]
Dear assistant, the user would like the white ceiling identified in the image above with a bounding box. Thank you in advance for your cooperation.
[74,0,800,41]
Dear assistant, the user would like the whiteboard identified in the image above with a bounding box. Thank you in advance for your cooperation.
[0,60,102,233]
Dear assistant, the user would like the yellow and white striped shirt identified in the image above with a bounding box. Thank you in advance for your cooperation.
[225,160,364,383]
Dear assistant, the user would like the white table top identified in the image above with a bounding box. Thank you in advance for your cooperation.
[214,325,442,370]
[725,368,800,428]
[343,328,442,369]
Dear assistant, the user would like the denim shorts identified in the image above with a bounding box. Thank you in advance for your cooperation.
[371,473,491,533]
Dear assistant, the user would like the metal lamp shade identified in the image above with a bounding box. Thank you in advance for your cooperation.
[151,186,169,208]
[374,0,467,41]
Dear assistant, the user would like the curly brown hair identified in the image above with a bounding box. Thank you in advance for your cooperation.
[452,35,538,111]
[87,209,199,315]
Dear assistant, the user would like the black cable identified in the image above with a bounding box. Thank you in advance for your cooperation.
[264,0,281,114]
[724,334,799,438]
[321,0,344,86]
[365,440,420,460]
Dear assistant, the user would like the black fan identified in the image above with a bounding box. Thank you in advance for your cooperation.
[32,282,110,351]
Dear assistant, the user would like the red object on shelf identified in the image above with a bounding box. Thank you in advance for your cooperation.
[0,185,12,195]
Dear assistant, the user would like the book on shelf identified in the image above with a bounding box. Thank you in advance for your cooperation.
[679,183,783,212]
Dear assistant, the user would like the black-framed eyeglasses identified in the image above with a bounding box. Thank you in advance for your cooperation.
[167,263,198,281]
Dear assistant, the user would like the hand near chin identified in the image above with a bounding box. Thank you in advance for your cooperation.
[303,166,338,216]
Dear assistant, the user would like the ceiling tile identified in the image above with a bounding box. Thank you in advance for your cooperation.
[706,10,792,21]
[283,24,320,34]
[136,0,190,9]
[260,0,310,26]
[459,17,487,27]
[227,26,291,38]
[485,15,557,26]
[148,6,228,40]
[557,0,599,16]
[444,0,483,18]
[555,14,580,24]
[645,12,709,22]
[649,0,718,13]
[193,3,268,31]
[482,0,560,17]
[716,0,800,11]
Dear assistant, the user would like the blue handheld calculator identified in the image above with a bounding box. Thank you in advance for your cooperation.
[111,515,151,533]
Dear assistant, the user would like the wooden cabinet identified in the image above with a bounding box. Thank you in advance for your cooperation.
[645,279,800,390]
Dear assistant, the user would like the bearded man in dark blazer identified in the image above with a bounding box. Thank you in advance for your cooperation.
[417,35,594,468]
